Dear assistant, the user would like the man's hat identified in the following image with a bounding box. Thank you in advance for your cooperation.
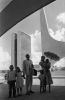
[9,65,14,69]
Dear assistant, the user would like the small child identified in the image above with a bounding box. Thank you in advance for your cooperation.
[7,65,16,98]
[38,70,46,93]
[16,67,24,96]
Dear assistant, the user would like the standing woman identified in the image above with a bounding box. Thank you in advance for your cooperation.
[39,56,46,92]
[45,59,53,93]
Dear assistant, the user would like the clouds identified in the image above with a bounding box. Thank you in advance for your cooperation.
[48,12,65,42]
[57,13,65,24]
[49,28,65,42]
[56,12,65,33]
[0,47,11,70]
[31,30,42,64]
[31,52,42,64]
[31,30,42,52]
[0,47,11,62]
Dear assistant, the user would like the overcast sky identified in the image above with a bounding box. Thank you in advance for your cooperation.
[0,0,65,69]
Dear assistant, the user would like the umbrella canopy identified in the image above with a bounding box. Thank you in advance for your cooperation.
[44,51,60,61]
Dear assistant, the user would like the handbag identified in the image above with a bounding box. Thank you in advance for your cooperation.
[33,69,37,76]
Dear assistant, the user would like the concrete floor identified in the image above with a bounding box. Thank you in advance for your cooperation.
[0,83,65,100]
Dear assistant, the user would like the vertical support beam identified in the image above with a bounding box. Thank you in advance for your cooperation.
[11,33,15,67]
[40,8,49,55]
[14,33,17,68]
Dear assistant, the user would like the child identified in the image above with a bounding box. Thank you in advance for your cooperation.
[38,69,46,93]
[7,65,16,98]
[16,67,24,96]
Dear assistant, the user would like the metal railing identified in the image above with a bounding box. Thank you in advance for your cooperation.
[33,76,65,79]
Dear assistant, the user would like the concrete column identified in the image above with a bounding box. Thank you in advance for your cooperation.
[40,8,49,55]
[11,33,17,68]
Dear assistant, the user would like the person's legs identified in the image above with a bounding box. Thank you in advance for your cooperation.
[43,86,45,92]
[29,75,34,93]
[9,82,12,98]
[12,81,16,97]
[44,84,46,92]
[20,88,22,95]
[49,84,51,93]
[26,75,30,95]
[44,77,46,92]
[40,80,45,93]
[42,80,45,92]
[29,75,32,91]
[40,81,42,93]
[17,88,19,96]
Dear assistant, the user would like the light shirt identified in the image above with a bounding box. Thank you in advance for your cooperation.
[7,70,16,81]
[23,59,33,75]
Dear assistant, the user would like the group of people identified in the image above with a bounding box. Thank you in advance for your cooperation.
[6,54,53,98]
[7,54,34,98]
[7,65,23,98]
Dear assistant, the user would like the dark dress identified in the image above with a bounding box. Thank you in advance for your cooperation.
[45,62,53,85]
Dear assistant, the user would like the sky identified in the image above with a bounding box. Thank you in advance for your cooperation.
[0,0,65,70]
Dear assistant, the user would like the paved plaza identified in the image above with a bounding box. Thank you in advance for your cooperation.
[0,78,65,100]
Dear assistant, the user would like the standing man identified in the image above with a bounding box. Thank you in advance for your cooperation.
[23,54,34,95]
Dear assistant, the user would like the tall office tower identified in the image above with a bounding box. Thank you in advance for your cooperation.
[17,32,31,70]
[11,32,31,70]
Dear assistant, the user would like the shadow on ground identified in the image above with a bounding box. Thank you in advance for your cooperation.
[0,84,65,100]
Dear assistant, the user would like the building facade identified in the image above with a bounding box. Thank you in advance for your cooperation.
[11,32,31,70]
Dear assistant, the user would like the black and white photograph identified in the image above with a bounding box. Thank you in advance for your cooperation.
[0,0,65,100]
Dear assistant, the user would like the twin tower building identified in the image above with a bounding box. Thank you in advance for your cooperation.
[11,32,31,70]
